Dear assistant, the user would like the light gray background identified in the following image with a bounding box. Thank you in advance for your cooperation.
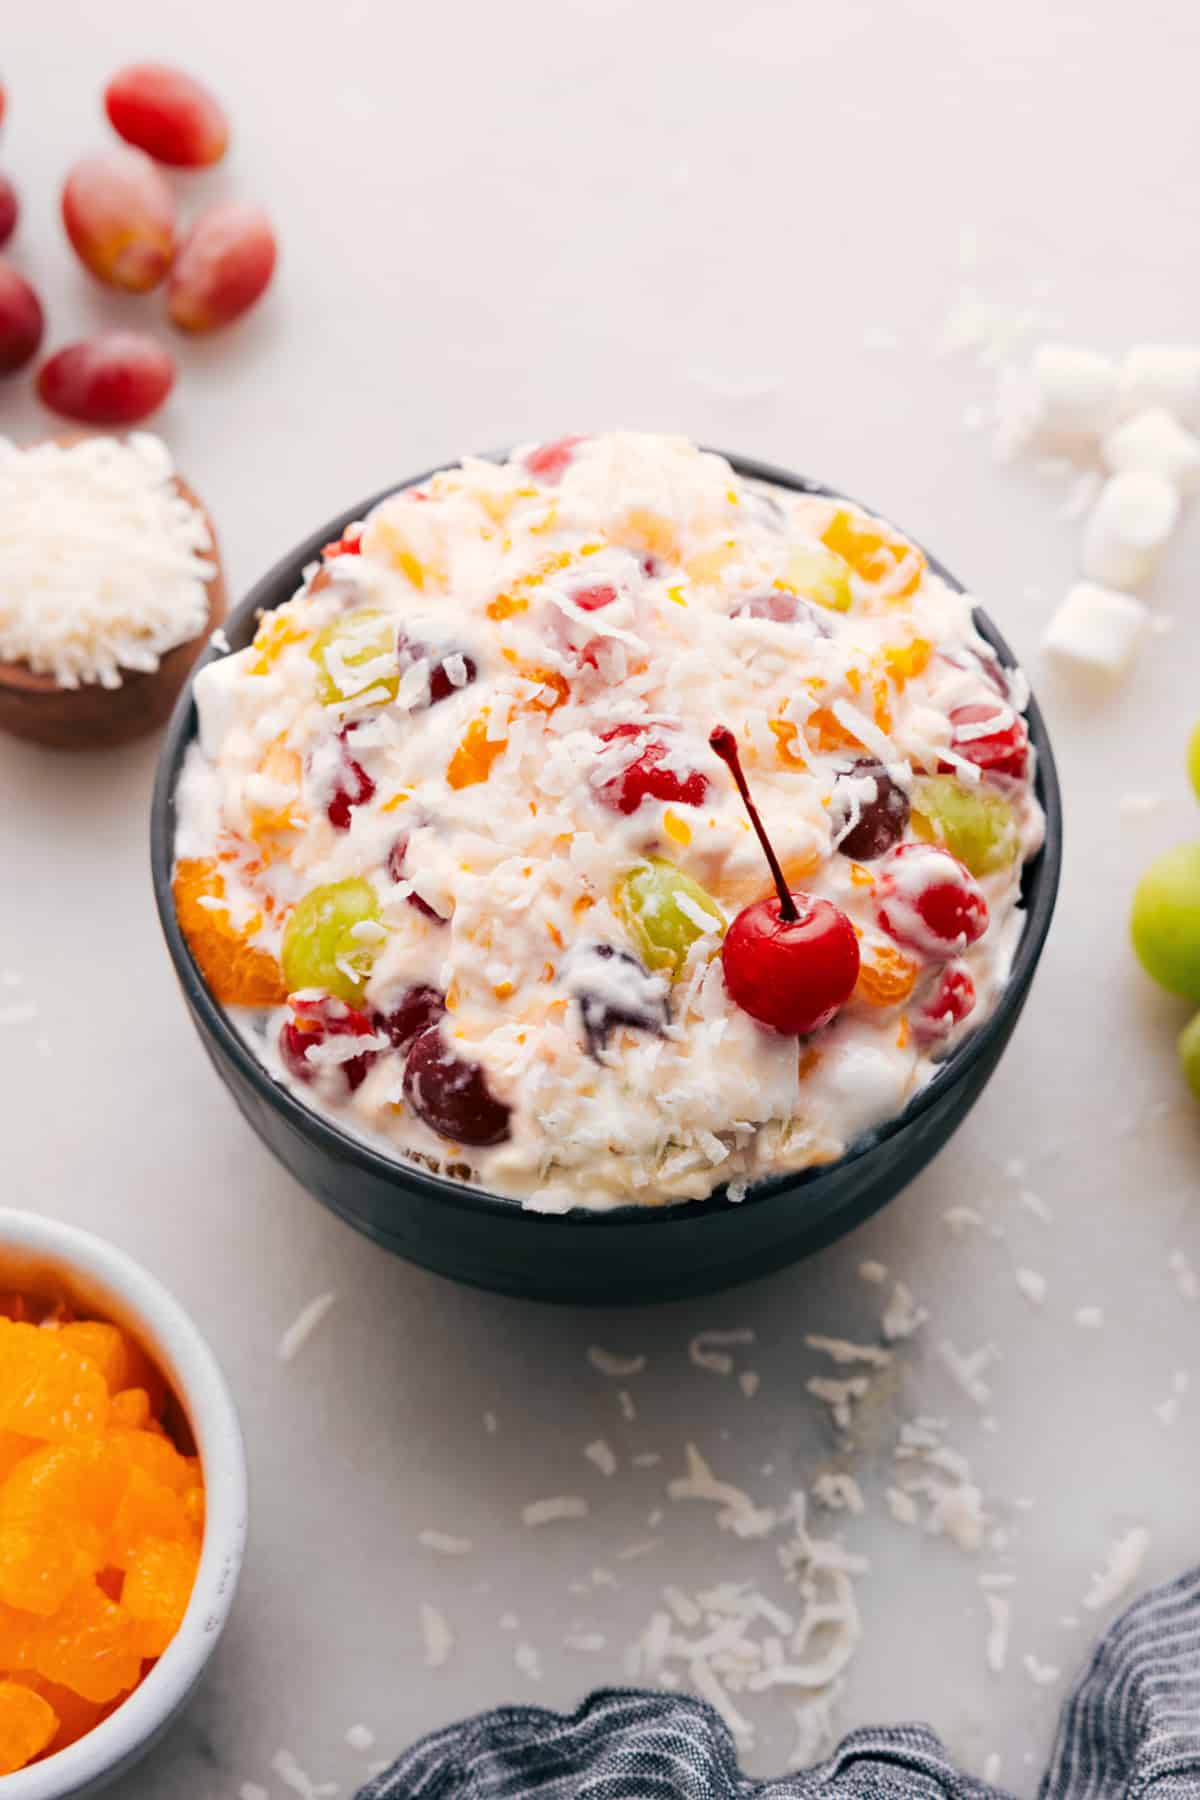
[2,1,1199,1793]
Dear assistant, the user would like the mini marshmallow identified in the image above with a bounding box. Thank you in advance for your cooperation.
[1102,407,1200,495]
[1080,471,1180,589]
[1030,343,1119,439]
[1042,582,1149,678]
[1117,344,1200,426]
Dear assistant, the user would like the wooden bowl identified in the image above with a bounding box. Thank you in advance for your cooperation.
[0,460,226,753]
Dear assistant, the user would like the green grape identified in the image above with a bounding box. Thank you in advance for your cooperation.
[1179,1012,1200,1101]
[910,775,1019,877]
[781,545,853,614]
[1188,721,1200,803]
[281,878,382,1004]
[1131,844,1200,1002]
[616,859,725,976]
[310,609,398,707]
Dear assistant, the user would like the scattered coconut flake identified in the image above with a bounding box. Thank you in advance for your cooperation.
[587,1345,646,1377]
[1074,1307,1104,1329]
[0,1002,36,1027]
[881,1283,928,1342]
[277,1292,336,1363]
[420,1602,453,1668]
[937,1340,996,1407]
[886,1488,919,1526]
[1082,1527,1151,1611]
[667,1444,777,1538]
[499,1611,519,1630]
[633,1451,663,1468]
[805,1336,892,1368]
[344,1725,375,1753]
[515,1642,543,1681]
[944,1206,984,1235]
[1023,1653,1061,1687]
[690,1328,755,1375]
[812,1473,865,1514]
[1118,791,1164,818]
[484,1410,498,1434]
[739,1370,761,1399]
[617,1538,663,1561]
[585,1438,617,1477]
[618,1389,636,1422]
[1018,1187,1054,1223]
[564,1631,607,1652]
[806,1377,870,1433]
[418,1530,473,1555]
[984,1752,1002,1783]
[858,1260,888,1284]
[522,1496,589,1527]
[270,1750,336,1799]
[985,1593,1010,1673]
[1169,1250,1198,1301]
[1015,1268,1047,1306]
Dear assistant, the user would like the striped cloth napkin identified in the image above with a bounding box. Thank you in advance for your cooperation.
[359,1567,1200,1798]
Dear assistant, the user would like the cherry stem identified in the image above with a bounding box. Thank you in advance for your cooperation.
[709,724,798,923]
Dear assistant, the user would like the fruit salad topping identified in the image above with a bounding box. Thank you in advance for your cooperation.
[174,433,1044,1210]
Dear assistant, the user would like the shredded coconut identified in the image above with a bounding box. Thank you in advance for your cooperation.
[522,1496,589,1527]
[277,1292,336,1363]
[588,1346,646,1377]
[419,1602,453,1668]
[1082,1527,1151,1611]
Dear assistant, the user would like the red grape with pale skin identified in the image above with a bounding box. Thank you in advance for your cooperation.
[524,435,584,481]
[62,148,175,292]
[597,724,708,815]
[0,177,17,249]
[386,834,449,923]
[37,332,174,424]
[280,994,378,1093]
[709,726,860,1035]
[403,1027,511,1146]
[167,203,276,332]
[912,963,976,1046]
[730,590,831,635]
[942,702,1029,782]
[105,63,229,168]
[0,261,43,374]
[325,729,376,831]
[875,843,987,958]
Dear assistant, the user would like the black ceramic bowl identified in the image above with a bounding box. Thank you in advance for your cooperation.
[151,452,1061,1304]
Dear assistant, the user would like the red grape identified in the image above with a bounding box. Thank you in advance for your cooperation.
[912,963,977,1046]
[61,148,174,292]
[597,723,708,815]
[37,332,174,424]
[941,702,1029,782]
[167,202,277,333]
[0,260,44,375]
[572,943,669,1056]
[105,63,229,168]
[875,843,988,958]
[324,729,376,831]
[0,176,17,249]
[396,630,476,706]
[832,758,910,861]
[375,985,445,1051]
[279,993,378,1093]
[385,834,449,923]
[524,435,584,481]
[730,590,831,634]
[403,1027,512,1147]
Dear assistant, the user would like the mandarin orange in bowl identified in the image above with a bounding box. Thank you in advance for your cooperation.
[0,1212,245,1797]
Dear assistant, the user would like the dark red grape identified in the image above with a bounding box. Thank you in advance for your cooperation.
[375,985,445,1051]
[386,834,449,922]
[597,724,708,816]
[325,728,375,831]
[0,260,43,374]
[832,759,910,861]
[396,629,477,705]
[570,943,669,1056]
[403,1027,511,1146]
[0,175,17,249]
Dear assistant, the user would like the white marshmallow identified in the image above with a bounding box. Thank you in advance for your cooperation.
[1080,471,1180,589]
[1102,407,1200,495]
[1117,344,1200,426]
[1042,582,1149,678]
[1030,343,1119,439]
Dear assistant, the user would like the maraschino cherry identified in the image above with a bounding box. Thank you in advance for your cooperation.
[709,725,860,1035]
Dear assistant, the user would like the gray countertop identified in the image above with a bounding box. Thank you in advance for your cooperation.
[2,0,1199,1791]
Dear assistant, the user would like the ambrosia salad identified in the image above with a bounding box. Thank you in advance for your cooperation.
[173,432,1044,1211]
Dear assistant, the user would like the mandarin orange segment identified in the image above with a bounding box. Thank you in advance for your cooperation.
[883,637,933,686]
[12,1677,114,1756]
[28,1580,144,1704]
[108,1468,192,1569]
[109,1389,151,1431]
[57,1322,163,1412]
[182,1486,205,1534]
[0,1441,127,1615]
[121,1537,200,1658]
[612,506,680,563]
[821,506,925,598]
[105,1428,195,1496]
[0,1680,58,1775]
[855,943,919,1007]
[0,1321,109,1442]
[173,857,288,1007]
[446,716,508,789]
[248,610,309,675]
[0,1433,39,1482]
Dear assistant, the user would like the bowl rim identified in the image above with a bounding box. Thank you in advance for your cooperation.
[150,448,1063,1230]
[0,1209,247,1800]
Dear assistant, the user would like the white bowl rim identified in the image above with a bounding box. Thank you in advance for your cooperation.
[0,1209,248,1800]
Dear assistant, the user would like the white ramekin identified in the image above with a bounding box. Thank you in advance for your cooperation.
[0,1210,247,1799]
